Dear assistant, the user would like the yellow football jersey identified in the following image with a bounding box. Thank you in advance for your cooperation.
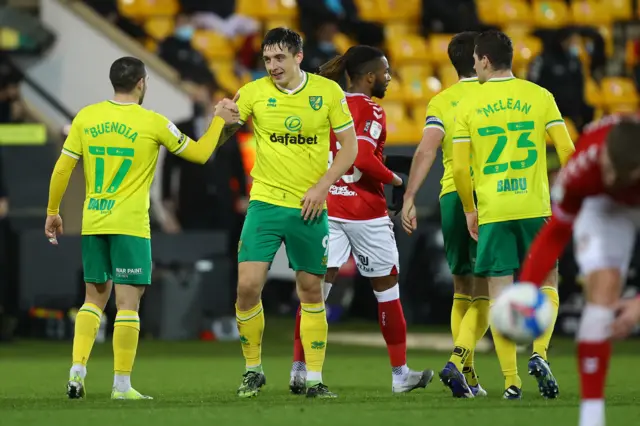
[62,101,190,238]
[453,77,564,225]
[236,72,354,209]
[424,77,479,198]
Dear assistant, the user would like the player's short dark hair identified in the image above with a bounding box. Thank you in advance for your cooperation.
[475,30,513,71]
[606,117,640,183]
[318,45,385,86]
[109,57,146,93]
[262,27,303,55]
[448,32,479,78]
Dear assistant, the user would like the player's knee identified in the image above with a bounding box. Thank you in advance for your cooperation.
[453,274,473,295]
[370,275,397,293]
[114,284,144,311]
[584,269,623,307]
[84,282,112,309]
[472,276,489,298]
[295,271,323,303]
[577,303,615,342]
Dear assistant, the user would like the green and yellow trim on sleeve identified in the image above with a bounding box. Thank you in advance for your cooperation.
[546,119,565,130]
[452,136,471,143]
[333,120,354,133]
[62,147,81,160]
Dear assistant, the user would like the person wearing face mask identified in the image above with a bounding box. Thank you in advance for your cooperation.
[157,14,215,84]
[300,22,340,74]
[528,28,594,131]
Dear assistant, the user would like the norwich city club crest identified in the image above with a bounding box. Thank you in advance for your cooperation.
[309,96,323,111]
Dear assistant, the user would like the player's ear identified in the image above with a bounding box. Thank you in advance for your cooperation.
[295,50,303,65]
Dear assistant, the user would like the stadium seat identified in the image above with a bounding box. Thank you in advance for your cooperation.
[600,77,639,108]
[584,78,603,108]
[397,64,434,82]
[264,19,296,33]
[380,79,405,102]
[236,0,297,20]
[532,0,570,28]
[333,32,356,54]
[117,0,179,20]
[438,64,458,89]
[428,34,455,66]
[385,22,418,40]
[503,24,534,39]
[353,0,384,22]
[192,31,235,61]
[377,100,409,122]
[402,77,441,107]
[495,0,533,26]
[378,0,422,22]
[598,25,614,58]
[385,118,423,144]
[511,36,542,67]
[609,0,632,20]
[143,17,174,41]
[477,0,502,26]
[387,35,430,65]
[571,0,612,26]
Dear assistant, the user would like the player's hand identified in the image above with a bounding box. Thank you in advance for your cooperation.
[214,101,240,124]
[301,183,329,221]
[465,210,479,241]
[612,297,640,339]
[401,198,417,235]
[387,175,405,215]
[45,214,63,245]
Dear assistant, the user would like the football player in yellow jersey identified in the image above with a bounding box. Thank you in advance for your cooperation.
[44,57,239,400]
[214,28,358,399]
[451,31,575,400]
[402,32,489,398]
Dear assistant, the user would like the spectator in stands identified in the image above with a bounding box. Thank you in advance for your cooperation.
[298,0,384,48]
[180,0,259,39]
[83,0,146,41]
[528,28,593,131]
[160,81,247,232]
[158,13,216,84]
[0,55,25,124]
[421,0,483,35]
[301,21,339,74]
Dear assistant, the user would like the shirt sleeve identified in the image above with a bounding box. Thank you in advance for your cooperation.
[237,83,254,125]
[61,115,84,160]
[328,81,354,133]
[154,112,191,155]
[543,90,565,131]
[355,103,384,148]
[424,97,445,133]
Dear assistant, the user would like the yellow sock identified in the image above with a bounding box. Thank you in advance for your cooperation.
[533,286,559,360]
[300,302,328,384]
[451,293,472,342]
[449,295,477,371]
[236,302,265,371]
[490,301,520,389]
[462,297,490,386]
[72,303,103,366]
[113,310,140,375]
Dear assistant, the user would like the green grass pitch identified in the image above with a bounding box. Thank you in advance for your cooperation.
[1,319,639,426]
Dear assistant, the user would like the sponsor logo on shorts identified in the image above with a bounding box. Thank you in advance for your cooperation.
[115,267,143,279]
[357,255,374,273]
[329,185,356,196]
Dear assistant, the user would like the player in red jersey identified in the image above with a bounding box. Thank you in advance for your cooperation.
[517,115,640,426]
[288,46,434,394]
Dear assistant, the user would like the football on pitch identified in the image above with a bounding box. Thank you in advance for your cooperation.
[490,283,554,345]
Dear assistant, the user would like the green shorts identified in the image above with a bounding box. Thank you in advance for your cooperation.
[238,200,329,275]
[82,235,152,285]
[440,192,477,275]
[475,217,547,277]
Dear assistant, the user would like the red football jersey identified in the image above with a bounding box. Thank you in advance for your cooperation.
[520,113,640,285]
[327,92,394,221]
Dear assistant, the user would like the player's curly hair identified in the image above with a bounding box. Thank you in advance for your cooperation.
[606,116,640,184]
[318,45,385,87]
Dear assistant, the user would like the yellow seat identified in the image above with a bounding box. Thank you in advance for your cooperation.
[214,69,242,94]
[378,0,421,22]
[496,0,533,26]
[601,77,639,108]
[585,78,603,107]
[333,32,356,54]
[398,64,434,81]
[378,100,409,122]
[402,77,441,106]
[353,0,384,22]
[598,25,614,58]
[237,0,297,19]
[546,116,579,145]
[503,24,534,39]
[532,0,570,28]
[143,17,174,41]
[428,34,455,66]
[571,0,612,26]
[608,103,639,114]
[610,0,632,20]
[264,18,296,33]
[385,118,423,144]
[511,36,542,68]
[387,35,430,65]
[477,0,502,26]
[117,0,179,19]
[192,31,235,61]
[438,64,459,89]
[385,22,418,40]
[380,79,405,102]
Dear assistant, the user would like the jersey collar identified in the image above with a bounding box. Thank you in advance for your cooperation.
[345,92,370,99]
[459,77,478,82]
[487,75,516,82]
[108,100,137,106]
[275,71,309,95]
